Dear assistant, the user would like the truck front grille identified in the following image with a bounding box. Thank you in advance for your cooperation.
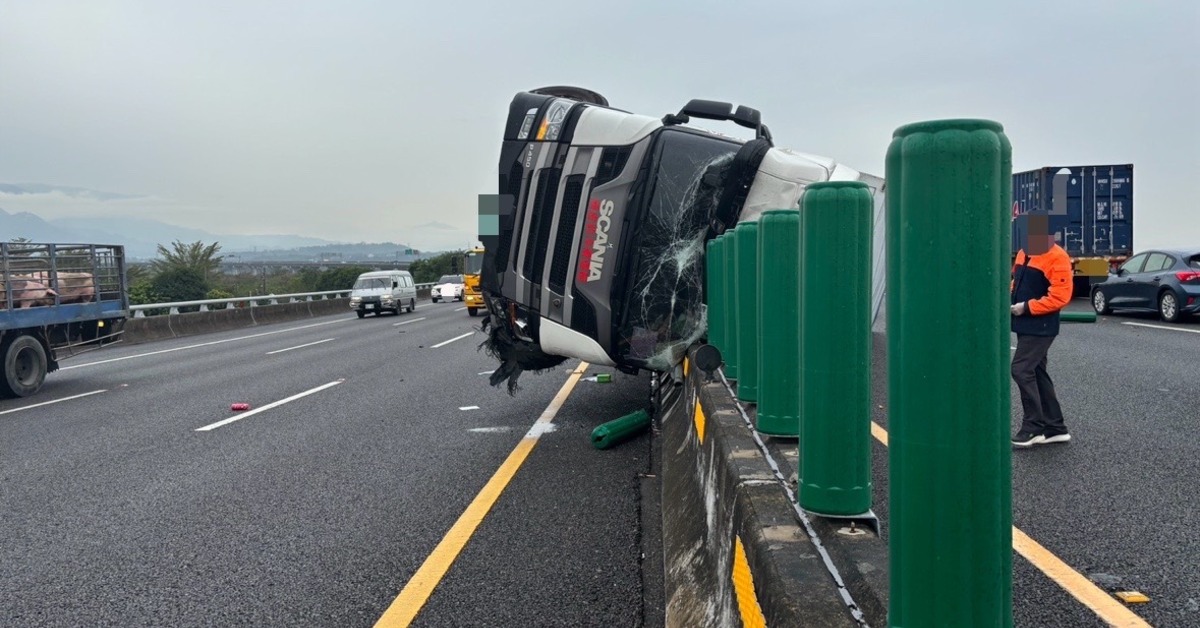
[570,287,598,338]
[548,175,584,294]
[522,167,561,285]
[496,160,524,272]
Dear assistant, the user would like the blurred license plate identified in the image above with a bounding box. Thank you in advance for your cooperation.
[366,304,375,309]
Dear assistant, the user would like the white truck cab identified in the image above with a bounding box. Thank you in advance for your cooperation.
[478,87,885,391]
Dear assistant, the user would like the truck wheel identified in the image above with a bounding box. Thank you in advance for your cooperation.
[2,335,48,398]
[468,307,479,317]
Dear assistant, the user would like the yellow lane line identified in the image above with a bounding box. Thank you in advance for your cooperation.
[373,362,590,628]
[870,421,1150,627]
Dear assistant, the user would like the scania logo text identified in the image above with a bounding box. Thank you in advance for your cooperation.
[578,198,614,283]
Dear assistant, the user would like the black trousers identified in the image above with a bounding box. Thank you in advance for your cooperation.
[1011,334,1067,435]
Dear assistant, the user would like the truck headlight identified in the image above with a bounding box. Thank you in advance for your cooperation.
[350,297,361,305]
[537,99,572,141]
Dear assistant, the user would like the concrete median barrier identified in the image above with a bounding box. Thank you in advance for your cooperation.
[660,349,889,627]
[249,301,308,326]
[309,297,351,317]
[122,298,351,344]
[122,315,176,344]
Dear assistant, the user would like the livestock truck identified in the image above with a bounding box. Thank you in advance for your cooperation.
[477,87,886,391]
[0,242,128,398]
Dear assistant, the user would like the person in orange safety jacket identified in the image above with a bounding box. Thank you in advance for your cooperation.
[1010,211,1074,448]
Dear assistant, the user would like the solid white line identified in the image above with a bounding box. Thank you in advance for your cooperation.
[478,370,495,376]
[454,307,467,312]
[61,318,354,370]
[392,317,427,327]
[431,332,474,348]
[459,406,480,411]
[0,389,107,416]
[266,338,336,355]
[1122,321,1200,335]
[195,380,344,431]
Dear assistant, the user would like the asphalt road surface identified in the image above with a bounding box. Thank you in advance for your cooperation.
[1,301,660,627]
[7,297,1195,627]
[869,303,1199,627]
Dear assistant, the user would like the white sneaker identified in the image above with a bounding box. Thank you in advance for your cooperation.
[1012,431,1046,447]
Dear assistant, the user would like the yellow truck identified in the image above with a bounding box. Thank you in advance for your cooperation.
[463,246,485,316]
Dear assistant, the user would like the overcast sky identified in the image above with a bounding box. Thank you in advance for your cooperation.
[1,1,1197,249]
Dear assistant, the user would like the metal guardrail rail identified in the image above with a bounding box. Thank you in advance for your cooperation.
[130,284,438,317]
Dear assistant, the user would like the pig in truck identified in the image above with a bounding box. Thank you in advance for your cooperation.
[0,242,129,398]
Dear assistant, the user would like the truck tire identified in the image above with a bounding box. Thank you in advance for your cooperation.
[2,334,48,398]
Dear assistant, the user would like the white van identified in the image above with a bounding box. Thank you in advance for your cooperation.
[349,270,417,318]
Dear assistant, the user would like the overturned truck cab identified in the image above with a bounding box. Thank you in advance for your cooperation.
[480,87,883,392]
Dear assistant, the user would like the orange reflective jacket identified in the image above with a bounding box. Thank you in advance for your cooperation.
[1011,245,1073,336]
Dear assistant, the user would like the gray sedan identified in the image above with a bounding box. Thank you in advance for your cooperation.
[1091,247,1200,322]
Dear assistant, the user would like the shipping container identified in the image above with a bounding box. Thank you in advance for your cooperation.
[1011,164,1133,259]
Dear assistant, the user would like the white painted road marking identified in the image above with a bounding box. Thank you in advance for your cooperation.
[392,317,427,327]
[266,338,336,355]
[431,332,474,348]
[459,405,480,411]
[61,318,353,370]
[1122,321,1200,335]
[0,389,107,416]
[478,370,495,376]
[454,307,467,312]
[195,380,344,431]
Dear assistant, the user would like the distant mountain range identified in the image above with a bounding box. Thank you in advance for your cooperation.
[0,207,344,259]
[0,183,477,260]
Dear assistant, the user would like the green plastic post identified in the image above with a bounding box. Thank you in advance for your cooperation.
[1060,310,1097,323]
[756,210,801,436]
[722,232,739,380]
[797,183,872,515]
[735,222,759,402]
[590,409,651,450]
[887,119,1013,628]
[706,236,726,358]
